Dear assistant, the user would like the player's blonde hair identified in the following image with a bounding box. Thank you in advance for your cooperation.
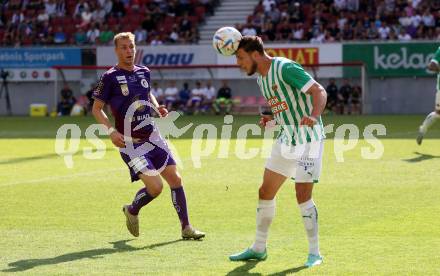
[113,32,135,47]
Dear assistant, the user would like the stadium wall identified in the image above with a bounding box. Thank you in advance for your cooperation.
[0,42,438,115]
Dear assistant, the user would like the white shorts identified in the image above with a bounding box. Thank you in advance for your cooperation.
[265,140,324,183]
[435,91,440,111]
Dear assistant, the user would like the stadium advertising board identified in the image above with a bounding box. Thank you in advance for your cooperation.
[97,45,217,79]
[0,48,81,68]
[97,45,217,66]
[1,68,56,82]
[216,43,342,79]
[343,43,438,77]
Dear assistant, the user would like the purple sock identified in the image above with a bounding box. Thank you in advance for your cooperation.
[129,187,155,215]
[171,186,190,230]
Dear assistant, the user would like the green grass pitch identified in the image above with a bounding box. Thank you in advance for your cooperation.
[0,115,439,275]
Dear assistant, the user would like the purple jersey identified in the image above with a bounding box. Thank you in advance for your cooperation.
[93,65,154,140]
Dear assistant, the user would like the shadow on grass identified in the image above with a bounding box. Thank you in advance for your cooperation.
[2,239,182,272]
[402,151,440,163]
[267,266,308,275]
[226,261,262,276]
[0,148,115,165]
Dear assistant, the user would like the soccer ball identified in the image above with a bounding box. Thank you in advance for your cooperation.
[212,27,242,56]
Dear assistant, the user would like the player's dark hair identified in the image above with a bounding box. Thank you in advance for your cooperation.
[237,36,264,55]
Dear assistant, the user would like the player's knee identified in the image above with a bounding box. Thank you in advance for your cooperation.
[168,173,182,188]
[295,189,311,203]
[259,186,274,200]
[148,181,163,197]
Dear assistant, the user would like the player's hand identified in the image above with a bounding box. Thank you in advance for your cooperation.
[158,105,168,117]
[110,131,125,148]
[300,115,317,127]
[259,115,275,128]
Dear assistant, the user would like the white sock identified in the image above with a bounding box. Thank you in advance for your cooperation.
[251,199,276,253]
[299,199,320,256]
[420,112,440,134]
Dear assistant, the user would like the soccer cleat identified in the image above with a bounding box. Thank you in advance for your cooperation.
[229,248,267,261]
[122,205,139,237]
[416,127,424,145]
[305,254,323,267]
[181,225,205,240]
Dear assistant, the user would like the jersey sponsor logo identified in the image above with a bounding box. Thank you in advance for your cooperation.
[128,75,137,83]
[116,75,127,84]
[267,96,288,115]
[120,84,129,96]
[136,71,145,78]
[141,79,149,88]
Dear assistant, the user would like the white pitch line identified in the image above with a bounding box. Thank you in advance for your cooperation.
[0,168,125,188]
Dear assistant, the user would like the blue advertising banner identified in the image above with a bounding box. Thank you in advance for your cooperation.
[0,48,81,68]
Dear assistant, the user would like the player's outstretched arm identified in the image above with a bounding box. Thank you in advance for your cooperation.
[92,99,125,147]
[300,83,327,127]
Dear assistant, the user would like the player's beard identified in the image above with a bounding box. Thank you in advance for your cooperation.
[247,59,257,76]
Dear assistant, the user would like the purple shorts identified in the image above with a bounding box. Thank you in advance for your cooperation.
[120,136,176,182]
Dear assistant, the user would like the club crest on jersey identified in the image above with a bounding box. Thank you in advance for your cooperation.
[120,84,129,96]
[272,84,278,91]
[141,79,149,88]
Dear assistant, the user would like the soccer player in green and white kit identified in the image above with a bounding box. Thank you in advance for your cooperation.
[229,36,327,267]
[417,46,440,145]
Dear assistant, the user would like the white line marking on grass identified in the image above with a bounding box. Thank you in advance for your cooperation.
[0,168,125,188]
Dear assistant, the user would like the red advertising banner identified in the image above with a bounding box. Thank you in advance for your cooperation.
[265,48,319,65]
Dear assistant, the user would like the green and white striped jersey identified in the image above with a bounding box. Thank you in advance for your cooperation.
[256,57,325,145]
[431,46,440,91]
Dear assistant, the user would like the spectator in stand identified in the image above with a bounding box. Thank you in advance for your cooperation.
[326,78,338,114]
[187,81,204,114]
[378,21,391,40]
[53,26,66,44]
[351,85,362,114]
[74,0,89,17]
[36,21,52,45]
[45,0,57,17]
[262,0,276,14]
[151,82,164,104]
[262,21,276,41]
[242,24,257,36]
[111,0,126,18]
[55,0,66,17]
[99,23,114,45]
[37,8,49,23]
[86,23,100,44]
[398,28,412,41]
[339,79,353,114]
[150,34,163,46]
[57,84,76,116]
[92,4,107,23]
[164,80,179,111]
[178,82,191,112]
[292,23,304,41]
[213,80,233,115]
[201,80,216,113]
[74,27,87,45]
[134,25,147,45]
[168,25,180,43]
[276,17,292,41]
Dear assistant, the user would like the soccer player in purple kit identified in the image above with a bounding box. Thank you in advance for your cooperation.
[92,32,205,240]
